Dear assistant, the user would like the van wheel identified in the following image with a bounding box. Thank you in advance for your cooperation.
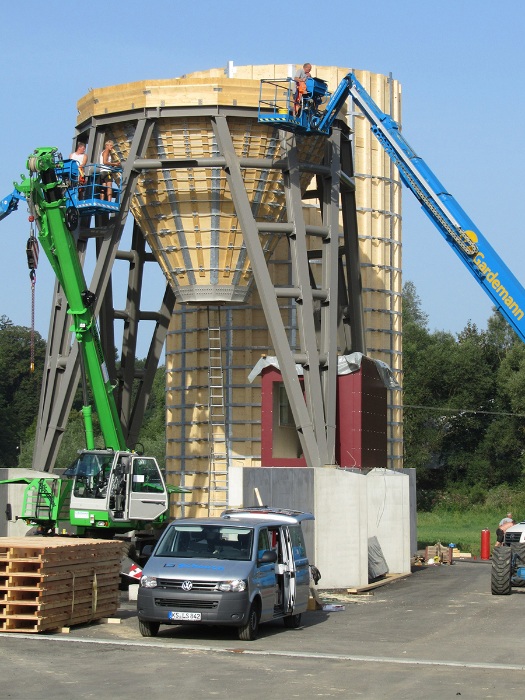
[238,602,260,641]
[138,619,160,637]
[283,613,302,629]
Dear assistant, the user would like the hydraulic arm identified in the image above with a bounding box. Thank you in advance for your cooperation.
[259,73,525,343]
[17,147,126,450]
[1,147,174,537]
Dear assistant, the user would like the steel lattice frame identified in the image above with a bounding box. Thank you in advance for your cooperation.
[33,105,363,474]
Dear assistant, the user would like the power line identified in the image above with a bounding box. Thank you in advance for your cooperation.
[404,405,525,419]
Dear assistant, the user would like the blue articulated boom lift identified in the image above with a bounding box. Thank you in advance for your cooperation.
[0,148,186,555]
[259,72,525,344]
[260,71,525,592]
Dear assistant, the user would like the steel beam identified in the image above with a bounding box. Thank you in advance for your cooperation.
[212,115,325,468]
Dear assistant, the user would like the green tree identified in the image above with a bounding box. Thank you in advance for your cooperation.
[401,287,521,503]
[402,283,445,480]
[0,316,46,466]
[138,365,167,467]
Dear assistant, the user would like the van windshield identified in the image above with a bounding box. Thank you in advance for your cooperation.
[156,525,254,561]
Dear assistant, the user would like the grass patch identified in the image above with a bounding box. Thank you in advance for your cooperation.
[417,509,498,557]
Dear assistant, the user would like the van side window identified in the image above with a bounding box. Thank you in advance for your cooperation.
[257,528,270,561]
[289,525,306,560]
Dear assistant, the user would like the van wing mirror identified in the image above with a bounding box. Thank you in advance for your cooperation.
[258,549,277,565]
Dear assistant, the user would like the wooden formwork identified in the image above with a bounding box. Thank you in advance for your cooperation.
[0,538,124,633]
[98,109,325,305]
[165,246,294,518]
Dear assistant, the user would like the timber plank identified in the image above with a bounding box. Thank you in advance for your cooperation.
[0,572,119,597]
[3,590,118,614]
[0,537,123,633]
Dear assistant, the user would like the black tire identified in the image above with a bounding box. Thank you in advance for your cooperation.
[138,619,160,637]
[238,601,260,641]
[283,613,302,629]
[491,546,512,595]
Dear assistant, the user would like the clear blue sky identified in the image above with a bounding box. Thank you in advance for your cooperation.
[1,0,524,357]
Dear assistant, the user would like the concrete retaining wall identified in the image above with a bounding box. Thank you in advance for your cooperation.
[230,466,414,588]
[0,469,34,537]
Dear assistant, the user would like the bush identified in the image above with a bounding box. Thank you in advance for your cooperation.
[484,483,525,517]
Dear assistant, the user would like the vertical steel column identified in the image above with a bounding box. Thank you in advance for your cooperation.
[280,132,328,466]
[212,116,332,467]
[340,130,366,353]
[212,115,323,469]
[318,128,344,465]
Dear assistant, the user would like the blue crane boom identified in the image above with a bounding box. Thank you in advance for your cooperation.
[0,189,25,222]
[259,72,525,342]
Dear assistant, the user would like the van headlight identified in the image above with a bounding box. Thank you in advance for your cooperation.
[140,575,158,588]
[217,579,247,592]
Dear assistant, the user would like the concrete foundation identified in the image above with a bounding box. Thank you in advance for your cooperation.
[230,466,414,588]
[0,469,34,537]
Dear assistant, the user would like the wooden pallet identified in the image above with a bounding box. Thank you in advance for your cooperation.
[0,537,124,633]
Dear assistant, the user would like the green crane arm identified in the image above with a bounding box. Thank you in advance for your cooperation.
[16,147,127,451]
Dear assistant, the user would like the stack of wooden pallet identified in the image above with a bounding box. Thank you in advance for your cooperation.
[0,537,125,633]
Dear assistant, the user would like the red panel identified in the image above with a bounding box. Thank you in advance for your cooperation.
[261,358,387,469]
[336,357,387,469]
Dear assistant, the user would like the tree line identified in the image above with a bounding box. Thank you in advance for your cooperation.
[403,282,525,508]
[3,286,525,510]
[0,314,166,472]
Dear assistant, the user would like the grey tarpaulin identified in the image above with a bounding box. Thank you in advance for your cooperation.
[368,536,389,581]
[248,352,400,390]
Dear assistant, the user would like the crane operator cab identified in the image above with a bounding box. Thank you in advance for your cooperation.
[63,449,168,532]
[258,76,331,135]
[137,507,314,641]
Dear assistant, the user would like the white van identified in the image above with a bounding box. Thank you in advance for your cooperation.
[137,507,314,640]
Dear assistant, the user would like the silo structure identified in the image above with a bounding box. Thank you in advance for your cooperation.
[164,64,402,517]
[73,63,403,519]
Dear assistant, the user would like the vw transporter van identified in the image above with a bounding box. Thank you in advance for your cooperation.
[137,507,314,640]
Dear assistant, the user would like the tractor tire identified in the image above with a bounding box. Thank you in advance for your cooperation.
[491,546,512,595]
[138,619,160,637]
[238,601,260,641]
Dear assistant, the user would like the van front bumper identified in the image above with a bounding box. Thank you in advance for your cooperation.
[137,587,251,626]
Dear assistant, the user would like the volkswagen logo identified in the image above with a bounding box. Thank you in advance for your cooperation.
[181,580,193,591]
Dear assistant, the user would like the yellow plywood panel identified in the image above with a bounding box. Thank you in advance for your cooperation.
[97,106,325,304]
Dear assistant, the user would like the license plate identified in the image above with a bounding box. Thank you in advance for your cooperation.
[168,611,201,621]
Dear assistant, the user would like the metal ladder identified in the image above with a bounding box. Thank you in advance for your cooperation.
[207,307,229,515]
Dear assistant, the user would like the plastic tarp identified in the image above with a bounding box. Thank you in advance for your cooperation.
[368,535,389,581]
[248,352,400,390]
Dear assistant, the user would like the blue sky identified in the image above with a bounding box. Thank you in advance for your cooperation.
[1,0,524,357]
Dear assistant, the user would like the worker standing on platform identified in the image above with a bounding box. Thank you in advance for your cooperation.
[294,63,312,115]
[99,140,120,201]
[70,142,88,198]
